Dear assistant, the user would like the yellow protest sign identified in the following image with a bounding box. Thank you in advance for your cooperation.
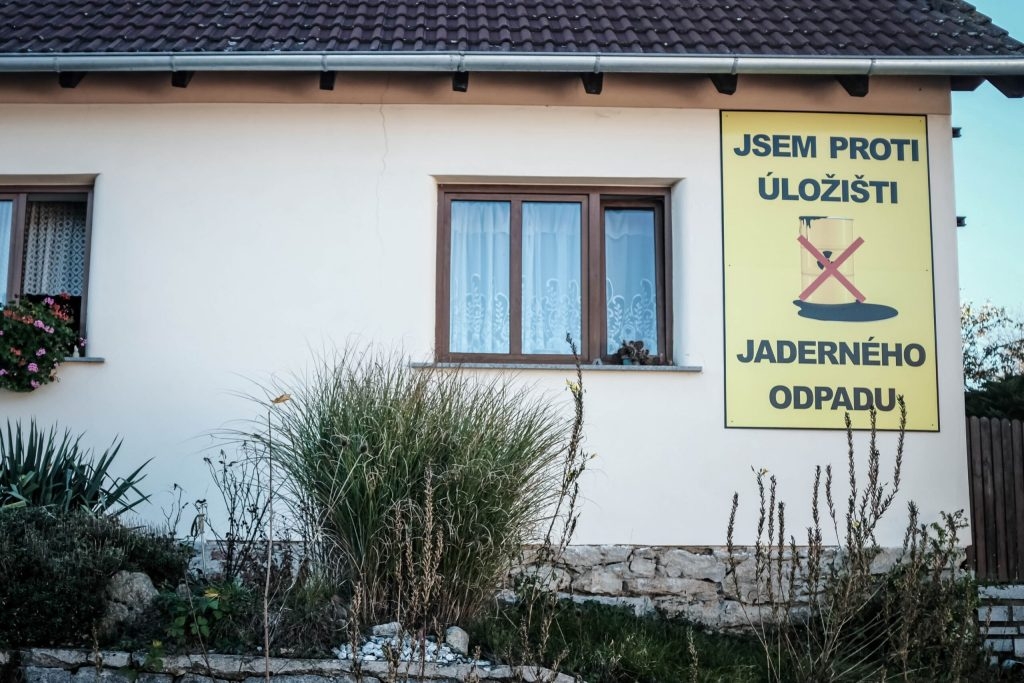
[721,111,938,431]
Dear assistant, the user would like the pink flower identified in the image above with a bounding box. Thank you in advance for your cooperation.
[0,369,6,376]
[27,363,38,373]
[36,348,46,357]
[43,297,54,305]
[30,380,40,389]
[45,326,54,334]
[33,320,45,329]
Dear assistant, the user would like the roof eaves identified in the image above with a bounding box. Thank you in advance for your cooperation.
[1,51,1024,77]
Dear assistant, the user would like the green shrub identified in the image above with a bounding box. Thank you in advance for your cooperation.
[966,374,1024,419]
[239,348,570,628]
[0,419,149,516]
[0,507,192,647]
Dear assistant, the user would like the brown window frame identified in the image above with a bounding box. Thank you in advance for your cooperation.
[436,184,672,365]
[1,186,94,352]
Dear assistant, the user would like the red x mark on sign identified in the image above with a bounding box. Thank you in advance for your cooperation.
[797,235,866,302]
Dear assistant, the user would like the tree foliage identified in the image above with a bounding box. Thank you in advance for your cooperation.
[961,301,1024,389]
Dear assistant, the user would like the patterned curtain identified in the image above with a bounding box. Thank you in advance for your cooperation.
[606,208,658,354]
[21,201,87,296]
[521,202,581,354]
[449,200,511,354]
[0,201,12,304]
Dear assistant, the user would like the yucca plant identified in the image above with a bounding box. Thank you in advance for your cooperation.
[0,419,150,516]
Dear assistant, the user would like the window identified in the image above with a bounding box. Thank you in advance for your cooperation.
[437,186,671,364]
[1,187,92,349]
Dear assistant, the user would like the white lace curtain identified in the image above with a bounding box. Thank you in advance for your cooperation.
[606,208,658,354]
[450,200,582,355]
[450,201,653,357]
[22,201,88,297]
[450,200,511,354]
[521,202,581,354]
[0,201,12,304]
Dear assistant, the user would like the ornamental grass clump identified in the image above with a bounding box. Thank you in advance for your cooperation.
[0,294,80,392]
[240,347,570,629]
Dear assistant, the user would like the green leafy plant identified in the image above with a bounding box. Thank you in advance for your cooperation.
[0,507,191,647]
[235,345,571,628]
[0,419,150,516]
[0,294,81,392]
[166,587,229,644]
[965,374,1024,419]
[616,339,652,365]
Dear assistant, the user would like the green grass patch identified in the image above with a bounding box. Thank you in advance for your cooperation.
[468,599,766,683]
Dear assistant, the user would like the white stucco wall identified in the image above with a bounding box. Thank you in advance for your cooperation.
[0,96,967,546]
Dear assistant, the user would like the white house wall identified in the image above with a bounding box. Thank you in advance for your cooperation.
[0,84,967,546]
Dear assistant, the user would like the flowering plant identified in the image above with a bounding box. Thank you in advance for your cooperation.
[1,295,81,392]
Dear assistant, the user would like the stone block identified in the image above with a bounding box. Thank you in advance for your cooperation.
[519,565,571,591]
[987,638,1015,653]
[981,585,1024,600]
[25,650,89,669]
[512,667,576,683]
[631,547,658,562]
[597,545,633,563]
[981,606,1012,623]
[660,549,726,582]
[243,676,363,683]
[1013,606,1024,622]
[575,567,623,595]
[445,626,470,656]
[626,577,719,600]
[869,548,904,574]
[560,545,605,568]
[986,626,1021,636]
[70,669,135,683]
[87,652,131,669]
[1014,638,1024,658]
[565,593,655,616]
[628,556,657,578]
[24,668,73,683]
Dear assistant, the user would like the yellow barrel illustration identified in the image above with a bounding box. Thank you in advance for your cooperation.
[799,216,855,304]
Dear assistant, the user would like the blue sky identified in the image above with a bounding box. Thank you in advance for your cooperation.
[953,1,1024,311]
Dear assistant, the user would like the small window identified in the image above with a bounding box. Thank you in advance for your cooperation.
[1,188,92,351]
[437,186,670,364]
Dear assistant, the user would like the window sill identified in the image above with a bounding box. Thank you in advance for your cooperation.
[63,356,105,364]
[411,361,702,373]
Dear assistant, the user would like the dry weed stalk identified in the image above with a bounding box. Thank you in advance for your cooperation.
[507,334,590,683]
[726,397,978,682]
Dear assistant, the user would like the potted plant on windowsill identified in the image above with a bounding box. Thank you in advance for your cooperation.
[0,294,82,392]
[616,339,652,366]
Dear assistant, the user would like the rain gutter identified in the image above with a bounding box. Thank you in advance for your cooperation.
[0,52,1023,76]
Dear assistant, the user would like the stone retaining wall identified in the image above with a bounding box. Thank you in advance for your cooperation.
[188,541,908,630]
[979,585,1024,665]
[0,649,573,683]
[523,544,905,629]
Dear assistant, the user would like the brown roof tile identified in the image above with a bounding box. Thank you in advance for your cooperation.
[0,0,1021,57]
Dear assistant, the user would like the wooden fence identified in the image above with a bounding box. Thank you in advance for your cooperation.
[968,416,1024,583]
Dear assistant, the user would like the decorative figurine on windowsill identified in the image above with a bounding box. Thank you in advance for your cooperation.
[616,339,652,366]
